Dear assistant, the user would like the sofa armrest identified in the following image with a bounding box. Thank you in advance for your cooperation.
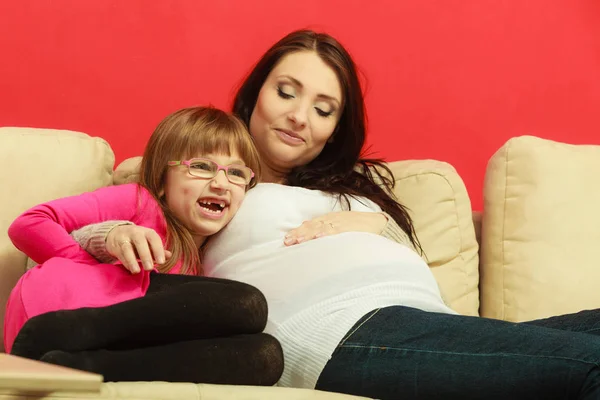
[0,127,115,352]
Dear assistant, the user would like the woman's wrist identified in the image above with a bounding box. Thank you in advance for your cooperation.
[377,212,390,234]
[71,221,134,263]
[378,212,414,250]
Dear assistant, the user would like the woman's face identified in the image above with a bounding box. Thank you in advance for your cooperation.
[249,51,343,182]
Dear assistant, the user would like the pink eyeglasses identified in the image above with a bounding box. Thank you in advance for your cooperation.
[168,158,255,185]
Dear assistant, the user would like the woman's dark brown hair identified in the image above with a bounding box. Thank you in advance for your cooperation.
[233,29,421,252]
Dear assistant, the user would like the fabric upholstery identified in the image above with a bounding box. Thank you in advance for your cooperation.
[481,135,600,321]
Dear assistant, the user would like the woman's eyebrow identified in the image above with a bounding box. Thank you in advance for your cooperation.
[279,74,341,107]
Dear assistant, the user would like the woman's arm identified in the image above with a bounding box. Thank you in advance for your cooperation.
[8,184,145,265]
[71,221,171,272]
[25,220,131,270]
[75,204,414,268]
[71,220,134,264]
[379,212,417,251]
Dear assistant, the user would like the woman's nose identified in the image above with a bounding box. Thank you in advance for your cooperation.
[287,103,309,128]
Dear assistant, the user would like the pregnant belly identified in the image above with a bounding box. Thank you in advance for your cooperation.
[206,232,437,317]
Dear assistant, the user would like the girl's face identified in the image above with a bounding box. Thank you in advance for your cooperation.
[163,151,249,246]
[249,51,343,182]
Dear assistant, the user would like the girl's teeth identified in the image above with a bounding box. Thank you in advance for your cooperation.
[200,200,226,209]
[200,205,223,214]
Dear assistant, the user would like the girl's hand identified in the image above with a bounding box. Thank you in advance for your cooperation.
[106,224,172,273]
[284,211,388,246]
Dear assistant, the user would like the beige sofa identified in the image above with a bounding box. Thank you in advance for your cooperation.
[1,127,599,399]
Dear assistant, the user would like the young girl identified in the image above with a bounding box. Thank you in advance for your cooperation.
[4,106,283,385]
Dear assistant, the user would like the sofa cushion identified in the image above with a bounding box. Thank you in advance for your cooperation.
[0,127,114,351]
[113,156,142,185]
[480,135,600,322]
[389,160,480,316]
[0,381,369,399]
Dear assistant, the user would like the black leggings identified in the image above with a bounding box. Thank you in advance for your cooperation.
[11,274,283,385]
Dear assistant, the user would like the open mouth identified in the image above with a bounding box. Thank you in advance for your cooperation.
[197,199,228,215]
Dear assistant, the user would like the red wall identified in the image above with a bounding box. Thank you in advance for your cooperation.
[1,0,599,210]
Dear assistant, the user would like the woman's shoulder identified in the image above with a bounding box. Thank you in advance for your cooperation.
[250,183,329,198]
[246,183,380,212]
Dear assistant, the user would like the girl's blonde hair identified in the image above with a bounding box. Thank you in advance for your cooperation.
[139,106,261,275]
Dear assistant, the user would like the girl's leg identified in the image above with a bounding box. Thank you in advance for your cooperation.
[11,275,268,360]
[145,273,240,294]
[40,333,284,386]
[315,306,600,400]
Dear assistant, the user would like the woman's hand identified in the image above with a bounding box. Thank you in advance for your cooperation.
[106,224,172,273]
[284,211,388,246]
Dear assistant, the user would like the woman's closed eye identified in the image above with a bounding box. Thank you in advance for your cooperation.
[315,107,334,118]
[277,85,335,118]
[277,86,294,99]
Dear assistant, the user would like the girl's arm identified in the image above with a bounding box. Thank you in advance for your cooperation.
[8,184,148,265]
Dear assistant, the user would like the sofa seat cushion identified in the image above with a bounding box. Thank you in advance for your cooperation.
[0,381,370,399]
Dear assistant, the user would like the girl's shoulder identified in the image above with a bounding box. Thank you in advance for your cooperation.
[92,182,142,197]
[134,186,167,236]
[104,183,156,202]
[103,183,164,228]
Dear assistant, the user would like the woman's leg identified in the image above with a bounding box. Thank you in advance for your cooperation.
[524,309,600,336]
[315,306,600,400]
[11,275,268,360]
[40,333,284,386]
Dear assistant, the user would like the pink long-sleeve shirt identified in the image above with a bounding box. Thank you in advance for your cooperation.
[4,183,181,352]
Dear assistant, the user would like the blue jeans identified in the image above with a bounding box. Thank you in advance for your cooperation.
[315,306,600,399]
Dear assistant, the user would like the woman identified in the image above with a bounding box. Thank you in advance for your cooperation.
[73,30,600,399]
